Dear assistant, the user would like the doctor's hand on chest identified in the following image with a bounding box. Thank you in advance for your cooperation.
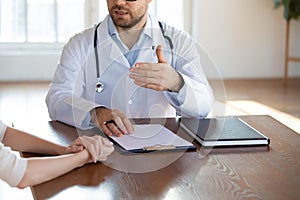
[129,45,184,93]
[90,46,184,138]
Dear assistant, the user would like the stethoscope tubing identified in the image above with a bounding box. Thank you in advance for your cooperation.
[94,21,174,93]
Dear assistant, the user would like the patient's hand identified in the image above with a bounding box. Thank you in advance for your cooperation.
[70,135,114,163]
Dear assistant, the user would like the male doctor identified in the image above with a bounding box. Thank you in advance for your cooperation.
[46,0,214,137]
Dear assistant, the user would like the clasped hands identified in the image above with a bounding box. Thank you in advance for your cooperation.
[65,135,114,163]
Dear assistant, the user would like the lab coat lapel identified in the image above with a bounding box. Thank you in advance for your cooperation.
[134,17,169,65]
[97,16,129,68]
[108,42,129,66]
[134,29,165,64]
[134,47,156,64]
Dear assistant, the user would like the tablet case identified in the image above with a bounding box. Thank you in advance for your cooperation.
[180,116,270,147]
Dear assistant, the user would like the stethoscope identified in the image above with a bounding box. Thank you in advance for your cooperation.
[94,21,174,93]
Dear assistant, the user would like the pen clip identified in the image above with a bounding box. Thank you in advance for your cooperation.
[143,144,176,151]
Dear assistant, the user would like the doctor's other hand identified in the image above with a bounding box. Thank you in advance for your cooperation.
[91,107,134,137]
[129,45,184,92]
[70,135,114,163]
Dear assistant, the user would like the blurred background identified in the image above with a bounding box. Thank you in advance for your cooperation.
[0,0,299,80]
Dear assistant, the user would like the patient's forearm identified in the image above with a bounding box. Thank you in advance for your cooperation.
[17,149,90,188]
[3,127,66,155]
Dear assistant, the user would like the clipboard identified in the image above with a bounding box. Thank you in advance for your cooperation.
[107,124,196,154]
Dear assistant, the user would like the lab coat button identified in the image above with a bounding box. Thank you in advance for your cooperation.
[128,100,133,105]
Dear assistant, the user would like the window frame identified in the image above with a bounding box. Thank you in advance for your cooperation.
[0,0,91,54]
[0,0,193,55]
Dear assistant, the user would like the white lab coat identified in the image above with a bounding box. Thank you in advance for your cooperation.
[46,15,214,130]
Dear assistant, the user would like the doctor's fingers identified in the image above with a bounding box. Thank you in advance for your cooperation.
[99,109,133,137]
[101,119,126,137]
[104,109,133,135]
[133,62,171,72]
[131,73,161,84]
[131,63,160,75]
[113,111,134,134]
[142,83,167,91]
[133,76,168,91]
[130,64,174,82]
[101,123,118,137]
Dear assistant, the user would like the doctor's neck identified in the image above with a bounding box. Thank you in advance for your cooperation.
[115,14,148,50]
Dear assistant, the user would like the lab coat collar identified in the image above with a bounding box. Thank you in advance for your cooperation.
[96,14,167,66]
[108,14,153,39]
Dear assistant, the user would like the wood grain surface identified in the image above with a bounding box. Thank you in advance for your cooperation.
[21,116,300,200]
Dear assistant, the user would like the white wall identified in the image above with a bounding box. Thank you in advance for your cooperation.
[0,0,299,81]
[196,0,300,79]
[0,53,59,81]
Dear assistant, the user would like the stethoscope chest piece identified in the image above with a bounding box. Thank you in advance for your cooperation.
[95,82,104,93]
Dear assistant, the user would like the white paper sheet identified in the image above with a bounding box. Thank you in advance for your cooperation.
[110,124,193,151]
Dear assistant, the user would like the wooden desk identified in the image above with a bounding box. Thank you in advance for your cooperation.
[22,115,300,200]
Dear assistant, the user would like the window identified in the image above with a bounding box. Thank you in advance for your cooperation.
[149,0,184,30]
[0,0,187,48]
[0,0,85,43]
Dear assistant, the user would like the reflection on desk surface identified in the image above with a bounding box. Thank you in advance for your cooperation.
[20,116,300,200]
